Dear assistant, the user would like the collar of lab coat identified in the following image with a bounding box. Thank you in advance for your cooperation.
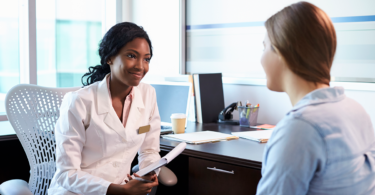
[97,74,145,140]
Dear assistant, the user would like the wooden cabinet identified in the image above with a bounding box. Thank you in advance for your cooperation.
[189,157,261,195]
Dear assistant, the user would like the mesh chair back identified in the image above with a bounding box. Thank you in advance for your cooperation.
[5,84,80,195]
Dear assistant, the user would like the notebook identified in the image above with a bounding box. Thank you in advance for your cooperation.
[231,130,274,143]
[134,142,186,177]
[193,73,225,123]
[162,131,238,144]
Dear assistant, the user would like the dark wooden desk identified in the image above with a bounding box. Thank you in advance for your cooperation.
[157,122,266,195]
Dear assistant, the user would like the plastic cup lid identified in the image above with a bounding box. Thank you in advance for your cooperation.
[170,113,186,119]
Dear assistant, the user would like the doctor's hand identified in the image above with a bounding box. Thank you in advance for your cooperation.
[106,173,158,195]
[140,171,157,181]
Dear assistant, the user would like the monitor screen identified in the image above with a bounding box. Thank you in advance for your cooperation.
[150,83,191,125]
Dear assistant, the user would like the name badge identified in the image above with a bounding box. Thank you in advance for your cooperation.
[138,125,151,134]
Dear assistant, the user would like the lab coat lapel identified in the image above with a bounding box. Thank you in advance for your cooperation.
[97,76,127,140]
[125,86,145,133]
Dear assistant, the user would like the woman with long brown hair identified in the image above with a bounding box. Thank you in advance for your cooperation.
[257,2,375,194]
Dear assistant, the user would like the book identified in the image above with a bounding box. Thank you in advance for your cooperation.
[134,142,186,177]
[162,131,238,144]
[193,73,225,123]
[187,75,196,122]
[231,130,274,143]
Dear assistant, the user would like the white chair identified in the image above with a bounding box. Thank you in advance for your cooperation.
[1,84,177,195]
[1,84,80,195]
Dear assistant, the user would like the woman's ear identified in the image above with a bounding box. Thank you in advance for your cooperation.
[273,47,284,63]
[273,47,289,71]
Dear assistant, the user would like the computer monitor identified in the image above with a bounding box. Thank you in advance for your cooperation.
[148,82,192,127]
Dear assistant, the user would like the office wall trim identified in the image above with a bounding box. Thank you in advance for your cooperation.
[19,0,37,85]
[223,77,375,92]
[186,15,375,30]
[179,0,186,74]
[28,0,37,85]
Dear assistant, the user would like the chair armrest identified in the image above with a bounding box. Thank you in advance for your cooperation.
[158,166,177,186]
[131,165,177,186]
[0,179,33,195]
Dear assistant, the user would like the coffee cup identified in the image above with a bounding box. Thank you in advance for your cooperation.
[170,113,186,134]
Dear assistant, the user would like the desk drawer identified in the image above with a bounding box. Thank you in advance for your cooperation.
[189,157,261,195]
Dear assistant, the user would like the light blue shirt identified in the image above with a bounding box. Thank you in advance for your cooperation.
[256,87,375,195]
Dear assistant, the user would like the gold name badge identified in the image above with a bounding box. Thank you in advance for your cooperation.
[138,125,151,134]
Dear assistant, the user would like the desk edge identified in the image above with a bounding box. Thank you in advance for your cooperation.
[160,144,262,170]
[0,134,18,141]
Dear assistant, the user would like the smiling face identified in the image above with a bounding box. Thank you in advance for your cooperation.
[261,34,287,92]
[108,37,151,87]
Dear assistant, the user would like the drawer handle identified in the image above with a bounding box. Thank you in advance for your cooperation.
[207,167,234,174]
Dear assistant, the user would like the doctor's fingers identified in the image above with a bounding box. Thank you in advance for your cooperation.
[144,171,156,176]
[127,174,133,180]
[124,174,133,183]
[146,176,159,188]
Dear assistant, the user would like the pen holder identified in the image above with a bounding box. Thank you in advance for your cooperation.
[238,106,259,127]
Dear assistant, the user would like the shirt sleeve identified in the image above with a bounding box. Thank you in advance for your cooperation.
[53,92,111,195]
[138,87,162,175]
[256,118,326,195]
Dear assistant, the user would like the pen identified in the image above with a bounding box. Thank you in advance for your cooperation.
[246,101,251,118]
[253,104,259,113]
[134,176,153,183]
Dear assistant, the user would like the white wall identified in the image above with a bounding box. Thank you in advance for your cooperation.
[223,84,291,125]
[223,84,375,126]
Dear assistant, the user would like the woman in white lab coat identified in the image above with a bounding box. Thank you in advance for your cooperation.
[48,22,161,195]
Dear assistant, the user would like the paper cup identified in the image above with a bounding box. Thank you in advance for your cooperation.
[170,113,186,134]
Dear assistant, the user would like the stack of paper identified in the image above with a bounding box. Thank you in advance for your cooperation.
[162,131,238,144]
[232,130,274,143]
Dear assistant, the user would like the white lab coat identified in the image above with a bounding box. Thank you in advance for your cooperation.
[48,76,161,195]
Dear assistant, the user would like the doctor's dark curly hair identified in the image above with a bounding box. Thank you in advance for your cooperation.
[81,22,153,86]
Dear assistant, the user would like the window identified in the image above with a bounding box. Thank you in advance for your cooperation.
[186,0,375,82]
[0,1,19,115]
[0,0,118,136]
[36,0,102,88]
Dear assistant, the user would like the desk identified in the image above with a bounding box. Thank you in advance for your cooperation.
[2,123,266,195]
[157,122,266,195]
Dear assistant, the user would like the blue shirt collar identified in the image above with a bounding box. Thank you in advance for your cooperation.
[289,87,346,113]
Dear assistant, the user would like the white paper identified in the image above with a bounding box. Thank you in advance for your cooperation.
[232,130,273,141]
[163,142,187,163]
[135,142,186,177]
[135,158,168,177]
[162,131,233,143]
